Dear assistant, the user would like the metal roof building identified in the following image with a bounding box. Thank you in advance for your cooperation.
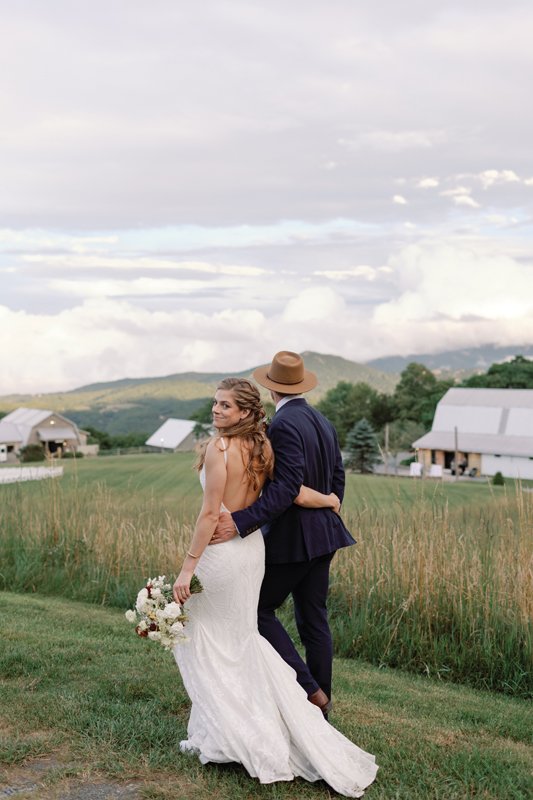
[0,407,85,462]
[412,388,533,479]
[145,419,198,452]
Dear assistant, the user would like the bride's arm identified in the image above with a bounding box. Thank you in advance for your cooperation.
[173,440,226,604]
[294,485,341,514]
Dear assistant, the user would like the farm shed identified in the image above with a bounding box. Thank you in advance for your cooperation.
[412,388,533,479]
[146,419,198,452]
[0,408,88,460]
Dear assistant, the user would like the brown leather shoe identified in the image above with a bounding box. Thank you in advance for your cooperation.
[308,688,333,718]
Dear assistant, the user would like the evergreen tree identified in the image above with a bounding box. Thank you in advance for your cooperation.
[344,418,380,473]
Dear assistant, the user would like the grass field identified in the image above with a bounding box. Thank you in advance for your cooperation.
[1,454,532,696]
[1,591,532,800]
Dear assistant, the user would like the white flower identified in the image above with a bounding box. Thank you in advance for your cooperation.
[170,620,184,635]
[148,631,161,642]
[137,619,148,632]
[125,609,137,623]
[162,601,182,620]
[135,588,149,613]
[151,587,162,598]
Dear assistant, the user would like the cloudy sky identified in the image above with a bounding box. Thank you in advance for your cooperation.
[1,0,533,393]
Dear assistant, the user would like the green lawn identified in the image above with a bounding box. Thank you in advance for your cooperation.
[5,452,506,515]
[1,591,532,800]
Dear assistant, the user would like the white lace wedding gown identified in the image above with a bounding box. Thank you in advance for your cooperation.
[173,443,378,797]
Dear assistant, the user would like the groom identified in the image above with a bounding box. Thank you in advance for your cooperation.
[212,350,355,715]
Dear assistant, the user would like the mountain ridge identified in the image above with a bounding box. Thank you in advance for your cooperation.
[367,343,533,375]
[0,352,396,435]
[2,345,530,435]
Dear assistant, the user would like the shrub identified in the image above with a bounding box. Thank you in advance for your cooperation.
[19,444,46,463]
[492,471,505,486]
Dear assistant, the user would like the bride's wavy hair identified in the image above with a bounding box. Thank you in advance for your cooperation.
[196,377,273,490]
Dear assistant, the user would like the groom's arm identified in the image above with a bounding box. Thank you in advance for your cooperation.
[232,419,305,537]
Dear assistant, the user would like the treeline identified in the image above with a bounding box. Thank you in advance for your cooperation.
[83,355,533,456]
[85,428,149,449]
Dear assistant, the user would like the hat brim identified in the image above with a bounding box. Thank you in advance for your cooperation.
[252,365,318,394]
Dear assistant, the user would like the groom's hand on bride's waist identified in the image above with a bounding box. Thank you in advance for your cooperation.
[210,511,239,544]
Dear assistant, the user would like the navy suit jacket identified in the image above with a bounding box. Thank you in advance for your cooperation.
[232,398,355,564]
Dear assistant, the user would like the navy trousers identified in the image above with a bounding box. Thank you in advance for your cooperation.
[257,551,335,698]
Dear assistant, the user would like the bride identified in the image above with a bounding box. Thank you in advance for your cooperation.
[172,377,378,797]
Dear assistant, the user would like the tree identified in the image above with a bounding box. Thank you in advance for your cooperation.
[85,426,112,450]
[84,426,147,449]
[393,363,453,428]
[383,419,426,471]
[344,418,380,473]
[189,399,214,439]
[463,355,533,389]
[316,381,382,447]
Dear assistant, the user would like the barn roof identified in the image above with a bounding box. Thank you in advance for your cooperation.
[0,421,23,444]
[0,408,80,447]
[145,419,197,450]
[413,388,533,456]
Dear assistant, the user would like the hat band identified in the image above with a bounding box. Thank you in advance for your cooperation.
[266,367,305,385]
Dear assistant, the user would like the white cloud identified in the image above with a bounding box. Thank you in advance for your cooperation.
[439,186,481,208]
[393,195,408,205]
[0,300,271,393]
[23,253,268,277]
[440,186,472,197]
[375,241,533,325]
[313,265,391,281]
[477,169,520,189]
[282,287,346,323]
[48,278,209,297]
[416,178,440,188]
[453,195,481,208]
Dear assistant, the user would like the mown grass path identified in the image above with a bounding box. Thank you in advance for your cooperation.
[1,592,531,800]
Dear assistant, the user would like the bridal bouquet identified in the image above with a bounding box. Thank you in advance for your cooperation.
[125,574,203,650]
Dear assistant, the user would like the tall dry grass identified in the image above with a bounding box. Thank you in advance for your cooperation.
[329,487,533,696]
[1,475,531,695]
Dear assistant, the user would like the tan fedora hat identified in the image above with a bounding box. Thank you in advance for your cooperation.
[253,351,317,394]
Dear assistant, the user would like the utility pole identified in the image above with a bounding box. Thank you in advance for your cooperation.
[454,426,459,482]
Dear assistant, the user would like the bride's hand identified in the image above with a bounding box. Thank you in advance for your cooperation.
[173,569,193,605]
[210,511,239,544]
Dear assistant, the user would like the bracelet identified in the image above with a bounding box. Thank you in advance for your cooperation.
[187,550,200,559]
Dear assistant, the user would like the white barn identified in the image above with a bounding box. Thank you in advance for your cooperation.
[412,388,533,479]
[145,419,198,452]
[0,407,88,462]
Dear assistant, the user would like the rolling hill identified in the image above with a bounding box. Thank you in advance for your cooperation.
[0,352,397,435]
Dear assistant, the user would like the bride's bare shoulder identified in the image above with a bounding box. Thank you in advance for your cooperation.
[204,437,227,458]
